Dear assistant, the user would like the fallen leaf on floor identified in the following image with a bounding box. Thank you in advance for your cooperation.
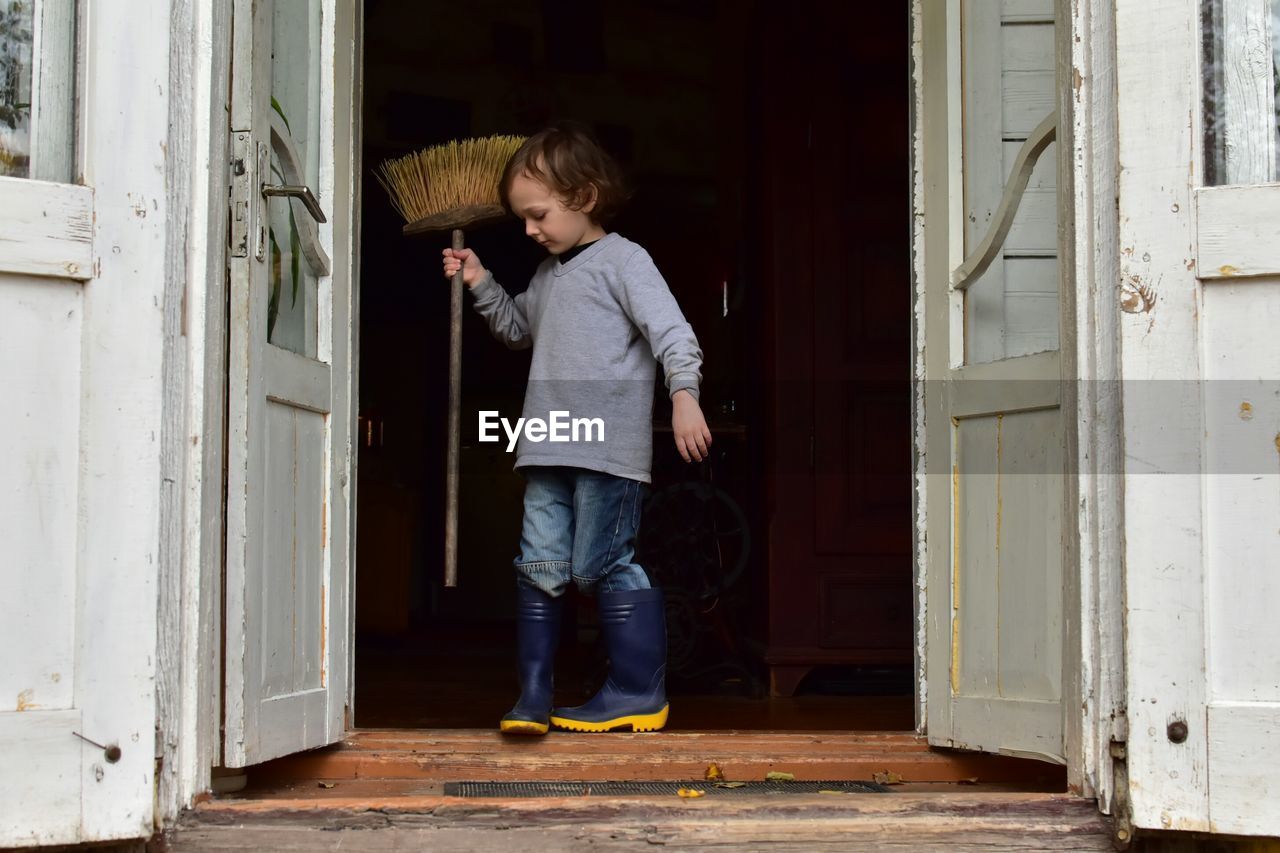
[818,790,845,795]
[872,770,904,785]
[677,788,706,798]
[765,771,795,782]
[714,781,746,789]
[705,762,724,781]
[317,782,337,789]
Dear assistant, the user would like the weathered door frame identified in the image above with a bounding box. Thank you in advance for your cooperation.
[154,0,233,820]
[910,0,1126,804]
[1059,0,1126,811]
[159,0,1127,823]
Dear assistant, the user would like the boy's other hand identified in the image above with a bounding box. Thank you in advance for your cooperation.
[672,389,712,463]
[442,247,487,288]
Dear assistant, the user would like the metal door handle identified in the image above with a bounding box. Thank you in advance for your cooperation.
[262,184,327,223]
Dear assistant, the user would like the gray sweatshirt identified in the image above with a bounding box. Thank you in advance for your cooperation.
[468,232,702,483]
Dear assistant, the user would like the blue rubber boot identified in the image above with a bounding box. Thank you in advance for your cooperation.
[500,583,563,735]
[549,588,668,732]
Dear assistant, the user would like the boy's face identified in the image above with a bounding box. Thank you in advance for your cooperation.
[507,170,604,255]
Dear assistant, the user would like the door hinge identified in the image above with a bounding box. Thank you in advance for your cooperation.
[229,131,253,258]
[1109,739,1133,851]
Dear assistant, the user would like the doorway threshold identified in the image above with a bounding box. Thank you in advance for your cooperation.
[172,732,1100,850]
[213,728,1066,795]
[173,731,1108,850]
[179,793,1111,851]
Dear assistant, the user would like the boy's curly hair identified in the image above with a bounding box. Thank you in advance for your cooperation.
[499,122,630,224]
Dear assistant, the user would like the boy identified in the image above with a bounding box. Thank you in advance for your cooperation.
[441,123,710,734]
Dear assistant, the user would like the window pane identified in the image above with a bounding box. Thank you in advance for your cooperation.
[0,0,75,182]
[1202,0,1280,185]
[266,0,322,357]
[961,0,1060,365]
[0,1,34,178]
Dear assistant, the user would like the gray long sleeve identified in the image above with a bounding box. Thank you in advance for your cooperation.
[618,247,703,400]
[469,272,532,350]
[467,232,703,482]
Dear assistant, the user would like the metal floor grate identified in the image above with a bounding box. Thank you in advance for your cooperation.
[444,780,891,797]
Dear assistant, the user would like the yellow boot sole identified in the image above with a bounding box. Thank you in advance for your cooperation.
[499,719,549,735]
[549,704,669,733]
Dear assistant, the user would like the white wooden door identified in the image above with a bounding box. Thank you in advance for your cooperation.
[1117,0,1280,836]
[224,0,359,767]
[1,0,167,844]
[916,0,1069,762]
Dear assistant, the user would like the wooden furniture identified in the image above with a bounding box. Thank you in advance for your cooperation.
[758,0,914,696]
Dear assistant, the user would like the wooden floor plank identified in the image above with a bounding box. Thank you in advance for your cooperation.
[242,729,1065,787]
[191,734,1093,851]
[174,793,1113,851]
[203,777,1063,802]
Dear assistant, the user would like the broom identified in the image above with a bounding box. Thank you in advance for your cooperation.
[377,135,526,587]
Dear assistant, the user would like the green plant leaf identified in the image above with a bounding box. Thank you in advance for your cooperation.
[270,96,292,133]
[268,227,281,338]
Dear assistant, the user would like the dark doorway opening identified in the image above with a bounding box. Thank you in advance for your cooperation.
[353,0,913,730]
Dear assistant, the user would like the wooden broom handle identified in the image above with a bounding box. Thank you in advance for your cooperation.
[445,228,464,587]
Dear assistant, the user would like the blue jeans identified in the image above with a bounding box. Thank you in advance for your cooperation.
[514,466,652,597]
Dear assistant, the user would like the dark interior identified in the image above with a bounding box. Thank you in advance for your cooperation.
[353,0,913,730]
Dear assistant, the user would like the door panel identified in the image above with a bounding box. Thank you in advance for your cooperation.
[261,403,327,695]
[917,0,1068,761]
[1194,277,1280,833]
[955,408,1063,699]
[947,360,1064,757]
[224,0,357,767]
[1,0,164,844]
[0,275,90,844]
[1118,0,1280,835]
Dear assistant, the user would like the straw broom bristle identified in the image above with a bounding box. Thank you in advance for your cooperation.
[376,135,527,224]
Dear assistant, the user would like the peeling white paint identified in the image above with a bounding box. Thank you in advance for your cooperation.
[910,0,930,734]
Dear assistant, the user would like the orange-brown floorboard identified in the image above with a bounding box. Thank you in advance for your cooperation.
[313,627,1064,798]
[224,730,1067,798]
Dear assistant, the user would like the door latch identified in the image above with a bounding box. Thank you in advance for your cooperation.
[230,132,330,267]
[262,184,327,224]
[229,132,253,259]
[254,142,269,261]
